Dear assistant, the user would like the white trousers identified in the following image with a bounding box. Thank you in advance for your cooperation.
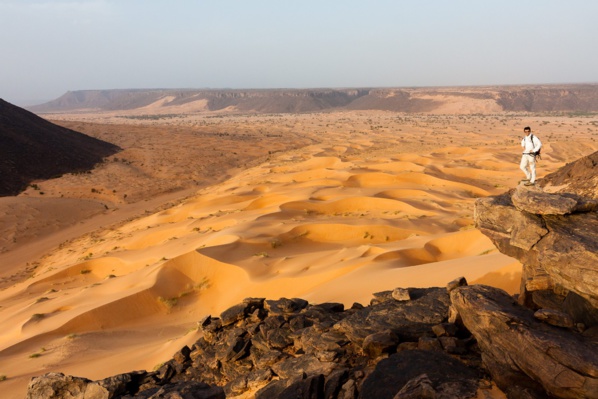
[520,154,536,183]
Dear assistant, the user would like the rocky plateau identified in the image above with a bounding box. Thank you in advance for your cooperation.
[28,84,598,115]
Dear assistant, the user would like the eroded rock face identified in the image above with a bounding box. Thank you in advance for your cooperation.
[474,150,598,312]
[463,151,598,398]
[450,285,598,399]
[536,213,598,308]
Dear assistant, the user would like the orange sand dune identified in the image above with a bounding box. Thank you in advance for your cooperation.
[367,161,426,173]
[373,229,495,266]
[1,111,598,398]
[280,196,436,217]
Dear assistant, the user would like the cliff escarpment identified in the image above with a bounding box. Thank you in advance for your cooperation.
[28,84,598,114]
[496,85,598,112]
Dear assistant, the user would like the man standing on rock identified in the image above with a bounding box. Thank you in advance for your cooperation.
[520,126,542,186]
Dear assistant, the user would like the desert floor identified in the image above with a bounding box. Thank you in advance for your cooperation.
[1,109,597,398]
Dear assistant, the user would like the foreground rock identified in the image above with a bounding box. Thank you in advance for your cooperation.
[451,285,598,399]
[27,288,492,399]
[25,284,598,399]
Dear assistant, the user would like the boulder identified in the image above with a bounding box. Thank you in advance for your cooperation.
[563,292,598,327]
[96,372,148,397]
[335,288,450,344]
[446,276,467,293]
[359,350,480,399]
[128,381,225,399]
[431,323,457,337]
[324,369,349,399]
[450,285,598,399]
[199,317,222,343]
[311,302,345,313]
[25,372,153,399]
[26,373,92,399]
[173,346,191,364]
[534,308,575,328]
[265,298,308,314]
[362,331,399,358]
[271,355,337,380]
[391,288,410,301]
[294,327,348,355]
[474,192,545,258]
[277,374,325,399]
[219,303,249,326]
[337,379,357,399]
[392,373,436,399]
[511,185,578,215]
[417,337,442,352]
[255,379,289,399]
[535,213,598,308]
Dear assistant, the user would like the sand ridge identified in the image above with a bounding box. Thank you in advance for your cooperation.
[1,111,598,397]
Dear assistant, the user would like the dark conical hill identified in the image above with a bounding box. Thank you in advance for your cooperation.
[0,99,120,196]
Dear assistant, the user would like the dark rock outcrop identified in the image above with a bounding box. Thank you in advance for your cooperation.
[0,99,120,196]
[27,287,490,399]
[27,282,597,399]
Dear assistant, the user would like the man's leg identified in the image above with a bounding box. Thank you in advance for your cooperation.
[520,155,531,181]
[529,156,537,183]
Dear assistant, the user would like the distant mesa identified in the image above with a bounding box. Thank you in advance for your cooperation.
[27,84,598,114]
[0,99,121,196]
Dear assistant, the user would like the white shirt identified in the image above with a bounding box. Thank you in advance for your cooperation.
[521,133,542,154]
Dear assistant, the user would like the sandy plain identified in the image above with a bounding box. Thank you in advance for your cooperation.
[1,105,598,398]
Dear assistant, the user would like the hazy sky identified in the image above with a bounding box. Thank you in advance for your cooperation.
[1,0,597,105]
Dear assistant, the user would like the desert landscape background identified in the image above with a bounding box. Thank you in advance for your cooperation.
[1,85,598,398]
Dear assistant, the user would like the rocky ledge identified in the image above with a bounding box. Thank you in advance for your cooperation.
[474,150,598,313]
[27,152,598,399]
